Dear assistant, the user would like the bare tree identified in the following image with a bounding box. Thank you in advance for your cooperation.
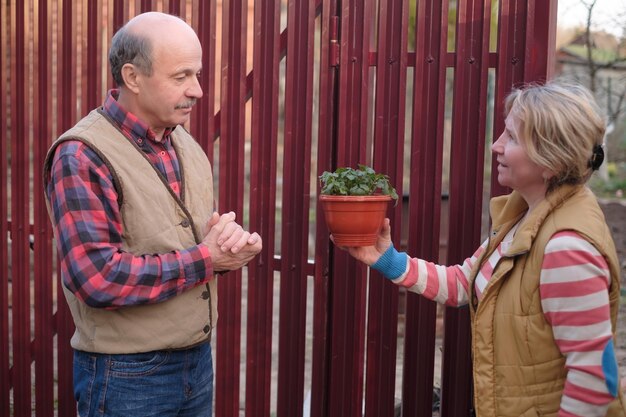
[557,0,626,180]
[579,0,626,127]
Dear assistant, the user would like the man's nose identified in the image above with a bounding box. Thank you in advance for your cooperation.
[188,77,203,99]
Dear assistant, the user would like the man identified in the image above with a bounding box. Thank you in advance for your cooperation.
[44,12,261,416]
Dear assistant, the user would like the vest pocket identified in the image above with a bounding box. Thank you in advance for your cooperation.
[519,407,539,417]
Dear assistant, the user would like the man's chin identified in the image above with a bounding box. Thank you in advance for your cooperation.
[173,115,191,126]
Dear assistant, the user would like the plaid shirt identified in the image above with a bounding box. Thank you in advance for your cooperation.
[46,90,212,309]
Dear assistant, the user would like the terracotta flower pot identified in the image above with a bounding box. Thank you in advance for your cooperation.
[319,194,392,246]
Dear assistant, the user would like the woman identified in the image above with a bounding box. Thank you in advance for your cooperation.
[342,82,626,417]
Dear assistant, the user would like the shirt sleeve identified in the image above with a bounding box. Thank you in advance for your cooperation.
[391,240,488,307]
[46,140,214,309]
[540,231,617,417]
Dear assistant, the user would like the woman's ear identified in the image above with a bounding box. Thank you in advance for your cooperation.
[120,63,140,94]
[542,169,555,184]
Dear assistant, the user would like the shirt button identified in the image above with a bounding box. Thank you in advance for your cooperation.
[181,219,190,228]
[160,151,166,156]
[201,291,209,300]
[203,325,211,334]
[137,138,143,144]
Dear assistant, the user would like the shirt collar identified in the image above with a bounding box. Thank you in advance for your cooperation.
[102,89,174,144]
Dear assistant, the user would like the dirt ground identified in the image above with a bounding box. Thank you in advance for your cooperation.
[599,199,626,378]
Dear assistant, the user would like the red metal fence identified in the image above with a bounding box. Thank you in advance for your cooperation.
[1,0,556,416]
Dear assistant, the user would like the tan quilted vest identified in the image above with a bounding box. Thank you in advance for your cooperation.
[44,109,217,353]
[468,185,626,417]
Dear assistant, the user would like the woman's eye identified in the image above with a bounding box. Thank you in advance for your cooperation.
[508,133,517,143]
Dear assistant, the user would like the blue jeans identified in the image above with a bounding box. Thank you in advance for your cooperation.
[73,343,213,417]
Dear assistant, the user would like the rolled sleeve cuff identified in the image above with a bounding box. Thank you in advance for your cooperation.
[180,244,213,283]
[371,245,408,280]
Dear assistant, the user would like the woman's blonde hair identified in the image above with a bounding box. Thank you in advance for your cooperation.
[504,81,606,191]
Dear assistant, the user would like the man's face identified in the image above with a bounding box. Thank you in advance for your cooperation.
[133,32,203,132]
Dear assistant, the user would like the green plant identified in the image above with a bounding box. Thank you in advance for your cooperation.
[319,164,399,202]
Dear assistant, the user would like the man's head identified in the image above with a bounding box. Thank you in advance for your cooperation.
[109,17,154,87]
[108,12,203,136]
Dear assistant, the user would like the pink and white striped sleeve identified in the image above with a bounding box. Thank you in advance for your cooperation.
[540,231,618,417]
[392,239,488,307]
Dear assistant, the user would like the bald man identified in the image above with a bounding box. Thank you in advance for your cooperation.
[44,12,261,416]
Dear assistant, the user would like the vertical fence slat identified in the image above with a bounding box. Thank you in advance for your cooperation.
[441,0,492,416]
[168,0,180,16]
[328,260,369,417]
[326,0,372,415]
[216,0,247,415]
[490,0,526,197]
[140,0,152,13]
[311,0,336,416]
[336,0,370,165]
[33,1,55,415]
[55,1,78,415]
[524,0,557,83]
[10,1,33,413]
[0,0,10,413]
[85,0,102,112]
[402,0,449,415]
[113,0,125,33]
[176,0,187,22]
[191,0,216,157]
[277,0,316,415]
[365,0,409,415]
[244,0,279,415]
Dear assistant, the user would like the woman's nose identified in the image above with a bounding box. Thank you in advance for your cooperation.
[492,133,504,153]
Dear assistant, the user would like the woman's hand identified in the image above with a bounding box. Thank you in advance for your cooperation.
[332,218,393,265]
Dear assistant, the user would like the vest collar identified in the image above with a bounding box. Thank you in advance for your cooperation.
[489,184,584,257]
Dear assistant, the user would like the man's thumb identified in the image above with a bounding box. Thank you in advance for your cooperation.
[206,211,220,231]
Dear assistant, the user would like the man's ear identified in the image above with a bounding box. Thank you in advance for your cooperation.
[121,63,140,94]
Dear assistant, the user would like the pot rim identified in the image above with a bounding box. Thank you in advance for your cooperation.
[318,194,392,202]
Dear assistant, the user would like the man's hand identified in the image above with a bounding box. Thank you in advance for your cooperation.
[201,212,262,272]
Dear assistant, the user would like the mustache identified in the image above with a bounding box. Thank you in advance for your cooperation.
[175,100,197,109]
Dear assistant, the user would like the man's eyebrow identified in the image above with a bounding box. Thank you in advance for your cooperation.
[173,67,203,75]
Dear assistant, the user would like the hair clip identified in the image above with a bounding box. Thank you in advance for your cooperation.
[589,144,604,171]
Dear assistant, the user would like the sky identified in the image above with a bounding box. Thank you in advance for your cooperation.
[557,0,625,37]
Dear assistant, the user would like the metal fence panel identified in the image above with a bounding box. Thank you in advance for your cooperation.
[0,0,9,414]
[0,0,557,416]
[245,1,280,415]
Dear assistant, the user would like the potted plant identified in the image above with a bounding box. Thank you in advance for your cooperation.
[319,164,398,246]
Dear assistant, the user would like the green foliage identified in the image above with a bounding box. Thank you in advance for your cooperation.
[407,0,499,52]
[589,162,626,199]
[562,45,619,65]
[590,177,626,197]
[319,164,399,202]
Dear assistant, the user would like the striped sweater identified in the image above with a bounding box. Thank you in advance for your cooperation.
[390,227,617,417]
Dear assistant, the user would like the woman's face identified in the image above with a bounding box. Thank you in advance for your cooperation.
[492,112,551,207]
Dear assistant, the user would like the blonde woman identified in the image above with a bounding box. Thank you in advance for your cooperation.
[341,82,626,417]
